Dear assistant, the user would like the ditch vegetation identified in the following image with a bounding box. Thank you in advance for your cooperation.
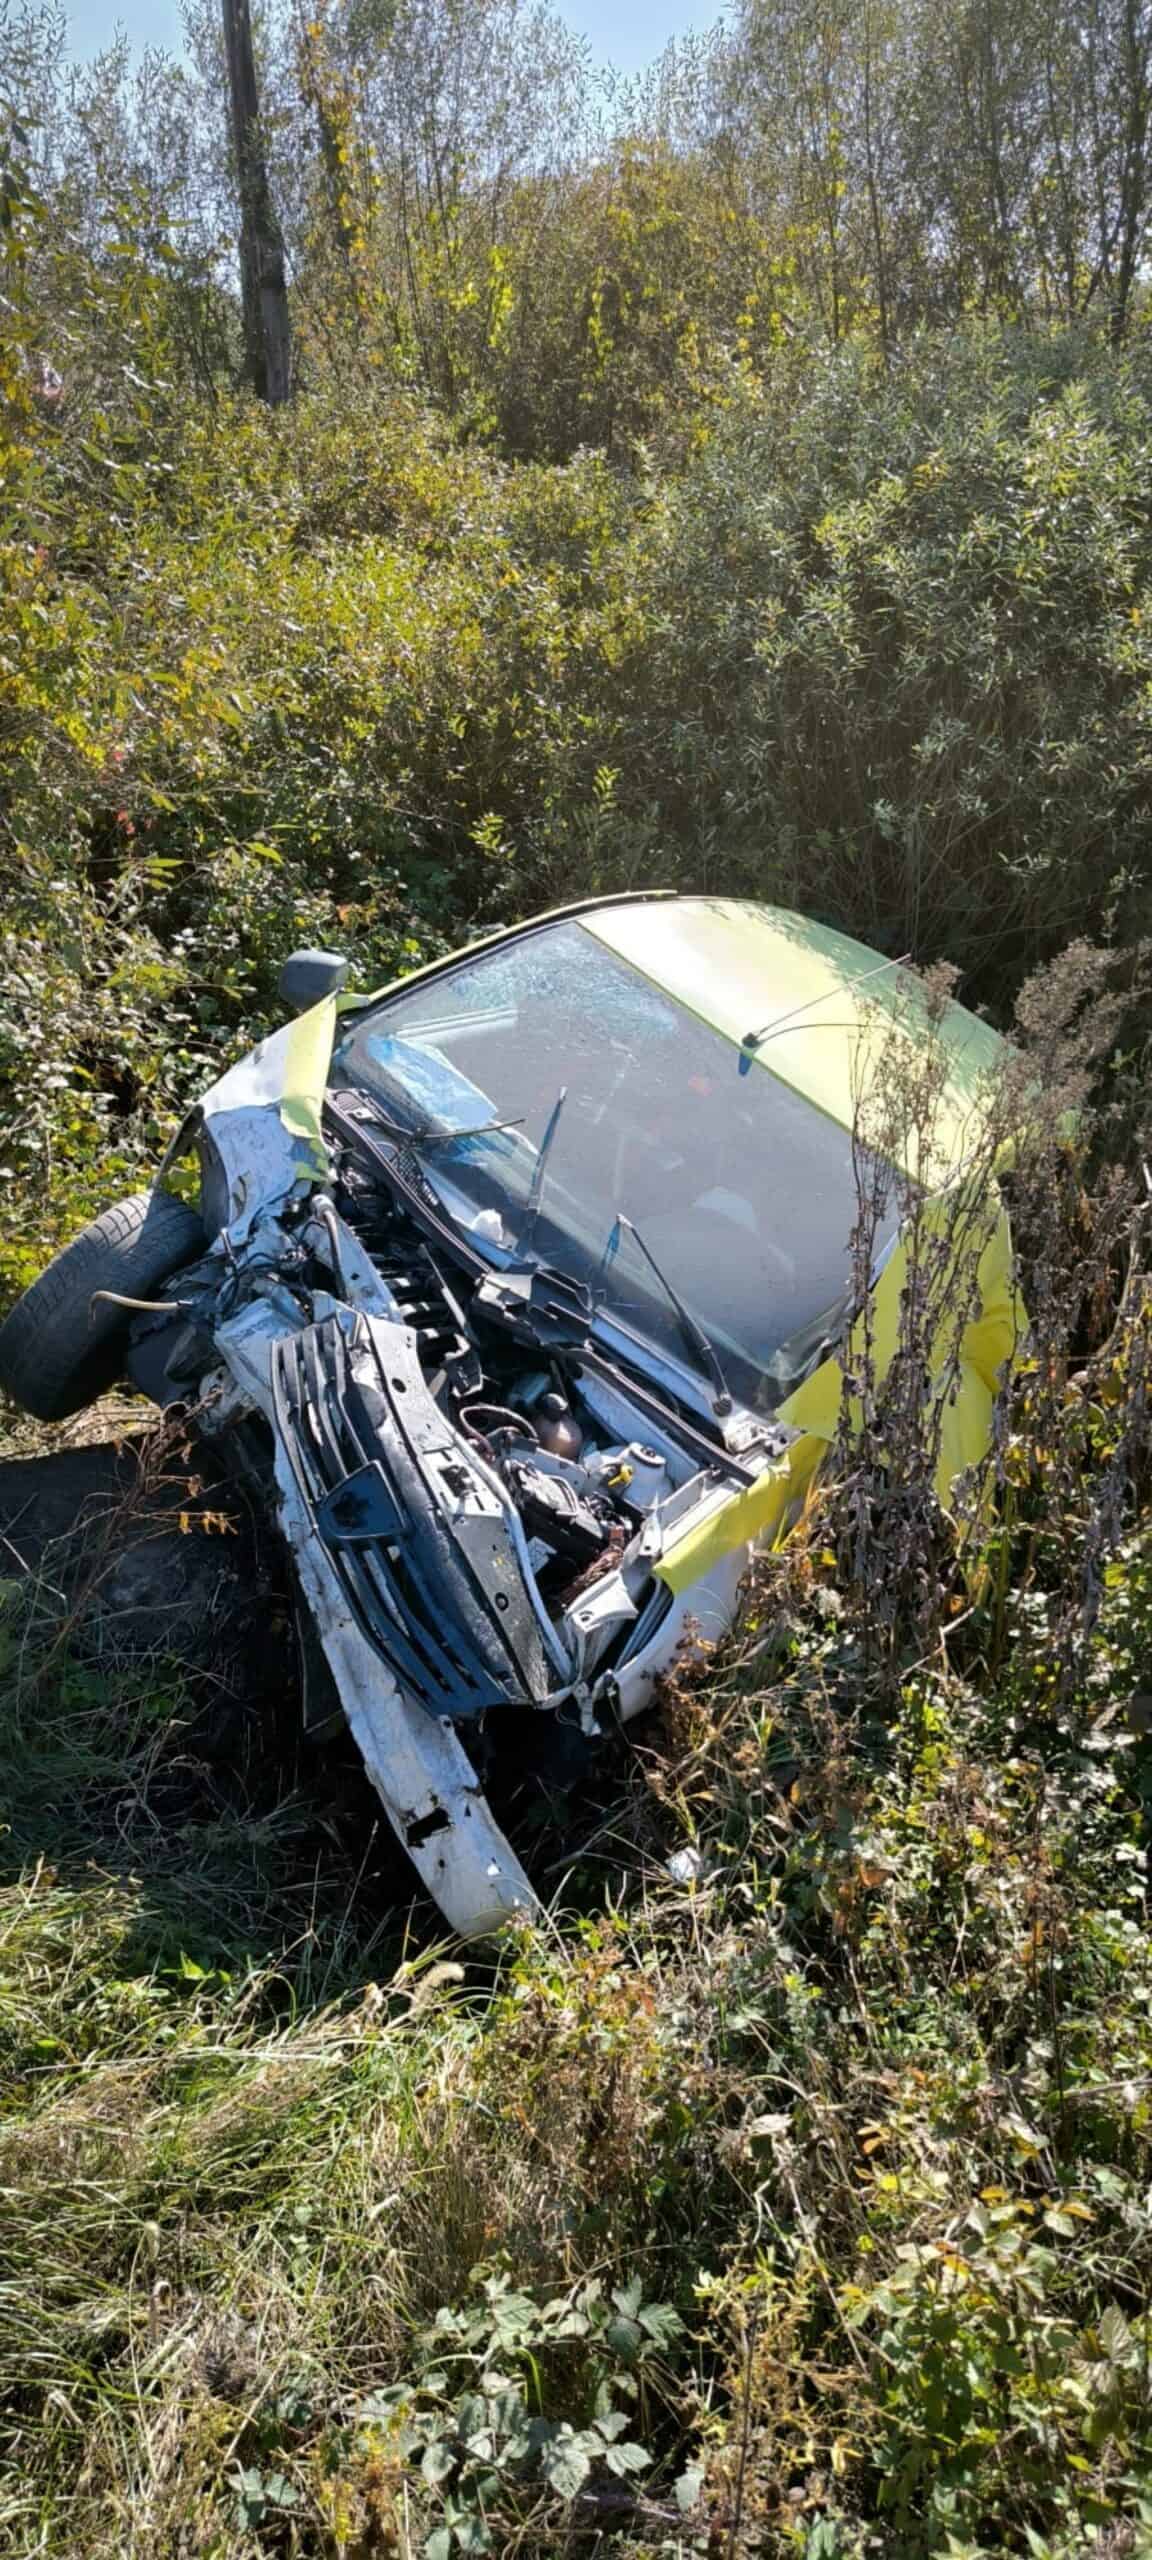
[5,4,1152,2549]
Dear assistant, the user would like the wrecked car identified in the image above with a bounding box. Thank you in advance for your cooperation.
[0,895,1018,1932]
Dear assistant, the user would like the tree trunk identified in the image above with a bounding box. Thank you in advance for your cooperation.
[1110,0,1151,342]
[221,0,292,404]
[861,0,892,364]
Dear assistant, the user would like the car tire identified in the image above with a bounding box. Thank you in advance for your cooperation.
[0,1190,207,1422]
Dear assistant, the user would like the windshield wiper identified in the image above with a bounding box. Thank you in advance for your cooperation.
[596,1212,733,1418]
[354,1095,524,1152]
[514,1086,567,1262]
[423,1114,525,1150]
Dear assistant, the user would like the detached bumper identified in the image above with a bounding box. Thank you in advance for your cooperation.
[275,1439,538,1936]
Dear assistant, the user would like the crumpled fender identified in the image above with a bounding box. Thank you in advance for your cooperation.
[170,1002,340,1240]
[193,986,448,1231]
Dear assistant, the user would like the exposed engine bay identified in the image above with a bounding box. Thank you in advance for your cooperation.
[123,1107,793,1933]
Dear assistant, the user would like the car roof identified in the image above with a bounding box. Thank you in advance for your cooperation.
[579,896,1008,1183]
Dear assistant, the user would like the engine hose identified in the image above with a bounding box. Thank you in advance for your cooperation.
[460,1402,539,1448]
[89,1290,185,1317]
[313,1200,349,1294]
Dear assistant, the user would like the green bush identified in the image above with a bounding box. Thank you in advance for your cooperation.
[585,330,1152,996]
[4,35,1152,2558]
[6,318,1152,1287]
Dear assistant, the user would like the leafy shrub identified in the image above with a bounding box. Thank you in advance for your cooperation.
[8,321,1152,1295]
[5,93,1152,2560]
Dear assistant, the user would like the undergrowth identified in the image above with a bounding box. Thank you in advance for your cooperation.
[3,1023,1152,2557]
[8,323,1152,1297]
[2,1502,1152,2556]
[6,25,1152,2545]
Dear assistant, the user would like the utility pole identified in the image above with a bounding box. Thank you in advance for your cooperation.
[221,0,293,404]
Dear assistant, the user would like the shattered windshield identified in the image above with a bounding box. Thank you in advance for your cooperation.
[332,920,897,1407]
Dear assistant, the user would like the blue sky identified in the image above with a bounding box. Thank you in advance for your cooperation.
[62,0,716,78]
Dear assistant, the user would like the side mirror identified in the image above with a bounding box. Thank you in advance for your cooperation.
[278,948,349,1013]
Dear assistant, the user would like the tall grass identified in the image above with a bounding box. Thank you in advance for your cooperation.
[2,963,1152,2555]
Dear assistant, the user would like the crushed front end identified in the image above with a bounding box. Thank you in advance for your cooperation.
[128,1032,793,1934]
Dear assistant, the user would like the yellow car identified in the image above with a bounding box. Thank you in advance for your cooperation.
[0,895,1017,1932]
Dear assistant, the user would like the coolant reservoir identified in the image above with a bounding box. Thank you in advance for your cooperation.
[585,1441,669,1511]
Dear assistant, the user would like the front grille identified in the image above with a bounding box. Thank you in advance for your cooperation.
[271,1316,540,1719]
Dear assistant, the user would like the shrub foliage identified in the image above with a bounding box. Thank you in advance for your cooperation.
[4,2,1152,2551]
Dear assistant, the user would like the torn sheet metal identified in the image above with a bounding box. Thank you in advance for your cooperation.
[276,1443,539,1936]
